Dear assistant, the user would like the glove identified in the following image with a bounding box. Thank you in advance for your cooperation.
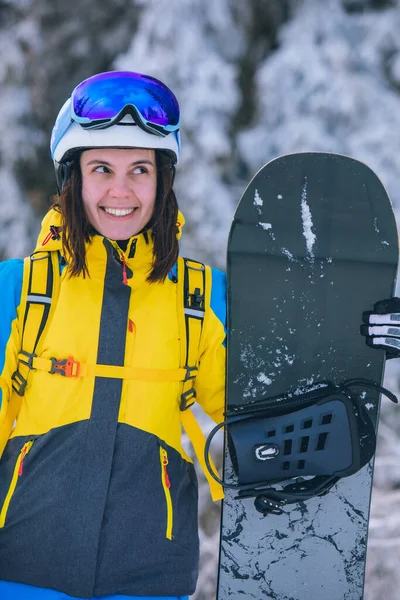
[361,297,400,359]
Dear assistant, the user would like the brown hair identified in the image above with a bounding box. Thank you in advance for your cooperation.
[51,150,179,283]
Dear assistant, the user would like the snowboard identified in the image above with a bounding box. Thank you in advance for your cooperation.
[217,152,399,600]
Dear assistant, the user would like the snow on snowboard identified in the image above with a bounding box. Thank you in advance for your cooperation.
[215,152,398,599]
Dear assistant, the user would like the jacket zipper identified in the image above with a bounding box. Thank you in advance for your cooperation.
[121,253,128,285]
[0,440,34,527]
[160,446,173,540]
[110,238,137,285]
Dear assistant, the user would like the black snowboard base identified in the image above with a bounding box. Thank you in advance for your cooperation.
[217,153,398,600]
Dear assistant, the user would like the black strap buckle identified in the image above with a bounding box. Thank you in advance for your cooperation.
[180,367,198,410]
[11,351,37,396]
[11,370,28,396]
[18,350,37,369]
[190,288,204,309]
[180,388,197,411]
[184,366,198,382]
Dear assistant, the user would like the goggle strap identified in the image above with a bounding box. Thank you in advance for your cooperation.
[74,104,178,138]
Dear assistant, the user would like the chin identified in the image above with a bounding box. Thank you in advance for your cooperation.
[100,226,139,240]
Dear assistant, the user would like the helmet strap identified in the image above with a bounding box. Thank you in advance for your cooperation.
[170,163,176,188]
[56,161,73,195]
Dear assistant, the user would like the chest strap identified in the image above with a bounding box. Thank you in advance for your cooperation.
[16,352,197,383]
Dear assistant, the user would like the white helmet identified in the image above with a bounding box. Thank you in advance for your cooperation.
[50,71,181,191]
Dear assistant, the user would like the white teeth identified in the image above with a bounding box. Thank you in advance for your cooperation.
[104,207,135,216]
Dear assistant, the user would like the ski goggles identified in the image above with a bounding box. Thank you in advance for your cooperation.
[70,71,180,136]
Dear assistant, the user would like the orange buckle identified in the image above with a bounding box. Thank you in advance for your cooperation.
[49,356,80,377]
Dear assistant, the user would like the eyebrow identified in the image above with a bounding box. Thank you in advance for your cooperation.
[84,159,155,167]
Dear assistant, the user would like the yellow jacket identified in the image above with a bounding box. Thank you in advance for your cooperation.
[0,208,226,598]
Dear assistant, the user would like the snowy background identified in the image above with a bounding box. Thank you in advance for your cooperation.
[2,0,400,598]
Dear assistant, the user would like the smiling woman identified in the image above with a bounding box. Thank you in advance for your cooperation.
[0,71,226,600]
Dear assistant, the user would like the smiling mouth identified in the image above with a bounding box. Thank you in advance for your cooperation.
[102,207,137,217]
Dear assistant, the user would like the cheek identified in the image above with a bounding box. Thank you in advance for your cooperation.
[81,183,103,228]
[82,179,101,210]
[81,178,92,203]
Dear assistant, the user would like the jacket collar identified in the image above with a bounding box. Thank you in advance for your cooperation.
[34,208,185,272]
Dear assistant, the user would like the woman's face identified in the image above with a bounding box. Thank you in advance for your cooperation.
[80,147,157,240]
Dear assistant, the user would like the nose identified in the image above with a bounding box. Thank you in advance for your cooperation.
[109,175,132,199]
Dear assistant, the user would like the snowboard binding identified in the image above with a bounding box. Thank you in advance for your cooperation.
[205,379,397,515]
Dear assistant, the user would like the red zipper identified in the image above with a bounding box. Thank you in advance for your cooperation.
[121,254,128,285]
[162,455,171,489]
[18,445,31,476]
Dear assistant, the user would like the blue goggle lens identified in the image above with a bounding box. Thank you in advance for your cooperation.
[71,71,180,132]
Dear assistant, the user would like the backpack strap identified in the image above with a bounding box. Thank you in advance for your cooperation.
[178,258,206,409]
[0,251,60,457]
[11,251,61,397]
[178,257,224,502]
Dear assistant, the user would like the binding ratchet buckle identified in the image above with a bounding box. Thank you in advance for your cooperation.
[49,356,80,377]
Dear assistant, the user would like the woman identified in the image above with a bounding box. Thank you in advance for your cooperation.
[0,71,226,600]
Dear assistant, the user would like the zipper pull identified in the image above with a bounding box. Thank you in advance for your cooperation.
[121,253,128,285]
[18,445,30,476]
[162,453,171,489]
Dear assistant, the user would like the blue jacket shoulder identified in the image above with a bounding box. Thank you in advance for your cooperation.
[0,259,23,360]
[0,259,24,305]
[210,267,226,331]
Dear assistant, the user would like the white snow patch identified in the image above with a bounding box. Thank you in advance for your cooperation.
[254,188,263,207]
[282,248,295,261]
[365,403,374,411]
[259,222,272,230]
[277,194,283,199]
[284,354,294,365]
[301,176,316,260]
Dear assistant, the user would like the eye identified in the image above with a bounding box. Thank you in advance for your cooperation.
[93,165,110,174]
[132,165,148,175]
